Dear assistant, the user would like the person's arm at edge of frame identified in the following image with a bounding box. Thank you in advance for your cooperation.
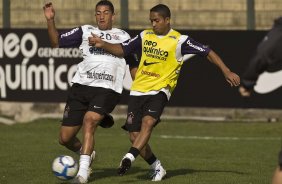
[206,50,241,87]
[43,2,59,48]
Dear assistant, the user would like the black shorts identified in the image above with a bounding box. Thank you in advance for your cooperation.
[62,83,121,126]
[122,92,168,132]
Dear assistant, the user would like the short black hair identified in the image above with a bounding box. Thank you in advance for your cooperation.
[96,0,115,13]
[150,4,171,18]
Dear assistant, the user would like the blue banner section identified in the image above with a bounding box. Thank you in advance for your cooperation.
[1,29,281,108]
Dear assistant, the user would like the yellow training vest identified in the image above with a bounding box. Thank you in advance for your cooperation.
[131,29,183,94]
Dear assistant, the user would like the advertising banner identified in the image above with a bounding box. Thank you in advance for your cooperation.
[1,29,281,108]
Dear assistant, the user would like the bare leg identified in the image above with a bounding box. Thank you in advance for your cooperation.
[129,132,153,160]
[272,167,282,184]
[132,115,156,150]
[80,111,103,155]
[76,111,104,181]
[119,116,166,180]
[59,125,81,152]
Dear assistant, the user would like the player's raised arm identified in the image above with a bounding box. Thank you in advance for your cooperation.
[89,33,125,57]
[207,50,240,87]
[43,2,59,48]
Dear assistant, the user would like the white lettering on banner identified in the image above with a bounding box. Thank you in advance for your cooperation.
[0,32,82,99]
[0,67,6,98]
[4,33,20,58]
[0,35,2,58]
[37,48,82,58]
[21,33,37,58]
[0,33,37,58]
[0,58,76,98]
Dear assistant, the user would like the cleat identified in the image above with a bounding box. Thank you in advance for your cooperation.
[151,164,166,181]
[71,175,88,184]
[117,157,131,176]
[90,150,96,166]
[88,150,96,177]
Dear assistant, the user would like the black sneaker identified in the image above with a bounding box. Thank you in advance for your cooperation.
[117,158,131,176]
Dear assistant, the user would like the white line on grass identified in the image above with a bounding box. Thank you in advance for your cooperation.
[159,135,282,141]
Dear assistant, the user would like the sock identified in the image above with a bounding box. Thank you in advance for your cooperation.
[128,147,140,158]
[77,155,91,179]
[145,154,157,165]
[124,153,135,162]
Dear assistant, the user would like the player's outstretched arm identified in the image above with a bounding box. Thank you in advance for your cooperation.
[207,50,240,87]
[89,33,125,57]
[43,2,59,48]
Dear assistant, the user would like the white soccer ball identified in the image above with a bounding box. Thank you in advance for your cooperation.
[52,155,78,180]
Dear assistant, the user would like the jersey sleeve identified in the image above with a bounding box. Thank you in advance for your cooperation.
[58,27,83,48]
[181,36,210,57]
[124,53,140,68]
[121,34,142,57]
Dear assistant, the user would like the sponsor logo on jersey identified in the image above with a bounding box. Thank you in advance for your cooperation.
[89,47,117,58]
[146,31,155,35]
[141,70,160,78]
[186,39,205,52]
[60,27,79,38]
[87,71,114,82]
[143,40,169,61]
[169,36,177,40]
[87,27,94,30]
[112,34,120,40]
[143,60,160,66]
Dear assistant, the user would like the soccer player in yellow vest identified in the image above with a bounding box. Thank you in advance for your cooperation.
[90,4,240,181]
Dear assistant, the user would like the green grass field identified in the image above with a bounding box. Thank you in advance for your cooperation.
[0,118,282,184]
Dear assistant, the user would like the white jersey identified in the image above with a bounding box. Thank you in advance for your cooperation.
[59,25,131,93]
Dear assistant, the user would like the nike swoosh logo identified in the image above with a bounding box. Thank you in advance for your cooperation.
[143,60,160,66]
[254,70,282,94]
[148,109,157,113]
[93,105,102,109]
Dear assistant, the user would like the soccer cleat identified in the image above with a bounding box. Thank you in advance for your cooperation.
[117,157,131,176]
[87,150,96,177]
[71,175,88,184]
[151,164,166,181]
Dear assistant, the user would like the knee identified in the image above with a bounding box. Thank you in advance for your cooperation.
[141,116,156,130]
[83,114,101,128]
[59,133,70,146]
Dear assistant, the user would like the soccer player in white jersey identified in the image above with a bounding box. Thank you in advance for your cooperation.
[91,4,241,181]
[43,1,138,183]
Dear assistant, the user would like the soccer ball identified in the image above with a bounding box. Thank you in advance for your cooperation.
[52,155,78,180]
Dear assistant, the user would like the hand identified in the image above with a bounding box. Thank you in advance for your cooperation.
[43,2,55,21]
[224,71,241,87]
[239,86,251,97]
[88,33,104,47]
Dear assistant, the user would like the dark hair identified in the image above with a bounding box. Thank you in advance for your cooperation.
[96,0,115,13]
[150,4,171,18]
